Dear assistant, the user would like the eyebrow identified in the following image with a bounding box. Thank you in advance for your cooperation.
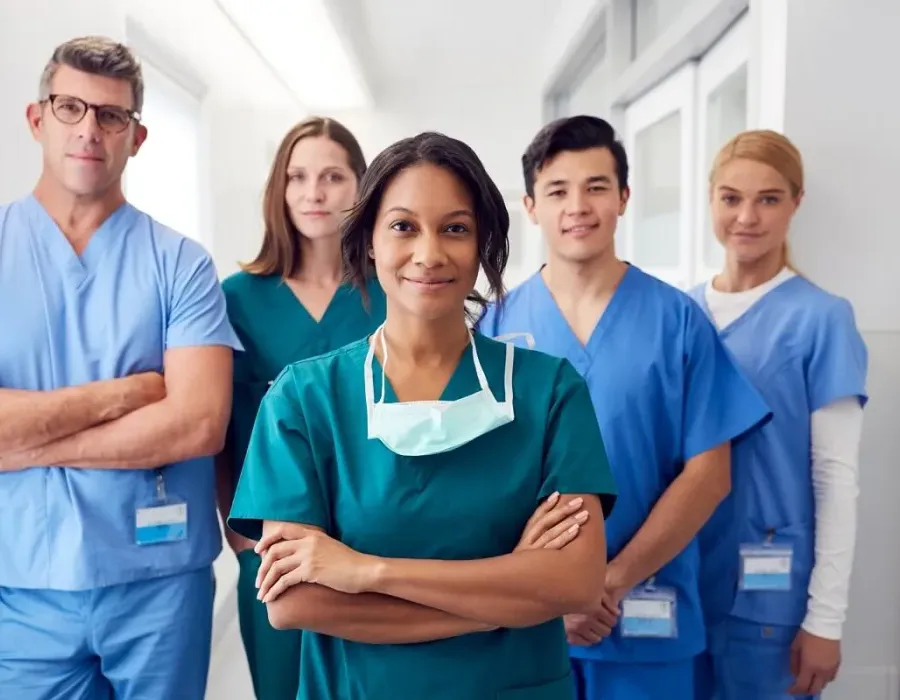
[384,206,475,218]
[544,175,613,189]
[718,185,786,194]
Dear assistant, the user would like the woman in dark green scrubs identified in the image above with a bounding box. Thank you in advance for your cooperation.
[216,116,384,700]
[228,132,619,700]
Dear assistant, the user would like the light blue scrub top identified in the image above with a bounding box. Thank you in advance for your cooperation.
[0,195,242,591]
[688,276,868,628]
[478,265,771,664]
[229,334,618,700]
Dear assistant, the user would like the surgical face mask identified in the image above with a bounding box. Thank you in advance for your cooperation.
[364,325,515,457]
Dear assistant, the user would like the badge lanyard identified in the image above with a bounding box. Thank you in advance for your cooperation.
[135,468,188,546]
[620,576,678,639]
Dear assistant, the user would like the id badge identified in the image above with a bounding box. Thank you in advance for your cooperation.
[739,542,793,591]
[621,582,677,638]
[135,472,188,546]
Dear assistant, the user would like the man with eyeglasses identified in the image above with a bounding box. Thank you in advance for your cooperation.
[0,36,241,700]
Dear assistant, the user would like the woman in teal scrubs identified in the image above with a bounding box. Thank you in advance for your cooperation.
[216,116,384,700]
[229,131,619,700]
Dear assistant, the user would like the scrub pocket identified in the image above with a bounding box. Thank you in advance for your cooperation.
[496,673,574,700]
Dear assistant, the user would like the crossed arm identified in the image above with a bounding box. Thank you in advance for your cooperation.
[258,493,606,644]
[0,346,233,471]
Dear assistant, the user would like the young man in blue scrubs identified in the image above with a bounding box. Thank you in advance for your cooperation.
[0,37,241,700]
[478,115,771,699]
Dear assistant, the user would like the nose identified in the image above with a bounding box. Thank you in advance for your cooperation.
[304,181,325,203]
[412,230,449,267]
[736,201,760,226]
[75,107,103,142]
[565,189,590,215]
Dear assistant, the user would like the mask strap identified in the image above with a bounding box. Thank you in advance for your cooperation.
[363,331,377,415]
[494,332,535,350]
[468,331,492,394]
[378,326,389,403]
[502,340,515,407]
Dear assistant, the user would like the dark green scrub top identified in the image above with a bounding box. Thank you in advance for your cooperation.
[222,271,386,485]
[229,333,618,700]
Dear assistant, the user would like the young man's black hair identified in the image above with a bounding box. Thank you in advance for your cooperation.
[521,115,630,198]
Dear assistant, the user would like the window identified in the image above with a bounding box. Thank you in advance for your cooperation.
[125,61,205,246]
[633,0,689,59]
[623,62,697,288]
[622,15,749,288]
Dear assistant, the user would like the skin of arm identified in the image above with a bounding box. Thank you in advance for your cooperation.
[605,442,731,595]
[0,373,165,456]
[363,493,606,628]
[8,347,232,470]
[216,446,257,552]
[262,494,593,640]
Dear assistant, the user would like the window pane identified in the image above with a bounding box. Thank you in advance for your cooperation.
[703,63,748,269]
[633,0,687,58]
[633,109,682,268]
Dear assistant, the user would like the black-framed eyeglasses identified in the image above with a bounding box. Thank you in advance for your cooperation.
[43,94,141,134]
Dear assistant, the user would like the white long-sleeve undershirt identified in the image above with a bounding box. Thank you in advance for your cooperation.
[704,269,863,640]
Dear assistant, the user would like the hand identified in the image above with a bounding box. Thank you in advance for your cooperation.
[121,372,166,412]
[255,530,379,602]
[564,609,613,646]
[516,492,590,552]
[0,451,29,473]
[789,628,841,695]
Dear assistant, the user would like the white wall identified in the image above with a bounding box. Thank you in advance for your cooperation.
[750,0,900,693]
[0,0,126,203]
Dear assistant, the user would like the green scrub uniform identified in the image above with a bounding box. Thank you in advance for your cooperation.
[229,333,618,700]
[222,271,385,700]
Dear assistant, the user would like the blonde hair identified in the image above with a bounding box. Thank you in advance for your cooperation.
[709,129,804,270]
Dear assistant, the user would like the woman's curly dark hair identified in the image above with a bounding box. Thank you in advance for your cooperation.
[341,131,509,317]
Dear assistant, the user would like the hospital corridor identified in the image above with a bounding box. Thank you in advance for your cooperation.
[2,1,899,699]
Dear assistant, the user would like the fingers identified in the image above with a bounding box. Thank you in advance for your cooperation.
[595,602,619,629]
[261,568,305,604]
[535,511,590,550]
[788,663,815,696]
[255,529,285,555]
[255,540,295,592]
[522,496,586,549]
[521,492,561,542]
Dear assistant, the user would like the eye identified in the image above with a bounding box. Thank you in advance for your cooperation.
[287,172,304,182]
[444,223,470,235]
[325,172,345,183]
[760,196,781,205]
[390,220,415,234]
[547,190,564,198]
[588,185,609,193]
[721,194,739,206]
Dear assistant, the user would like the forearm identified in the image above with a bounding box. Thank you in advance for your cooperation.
[803,399,863,640]
[609,447,730,591]
[367,548,604,629]
[21,398,225,470]
[0,381,141,455]
[268,583,492,643]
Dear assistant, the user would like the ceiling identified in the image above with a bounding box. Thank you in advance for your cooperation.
[126,0,560,108]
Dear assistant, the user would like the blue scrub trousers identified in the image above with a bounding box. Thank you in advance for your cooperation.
[571,657,694,700]
[694,618,819,700]
[0,566,214,700]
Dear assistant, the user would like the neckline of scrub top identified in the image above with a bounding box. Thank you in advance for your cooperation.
[530,262,636,372]
[699,274,807,337]
[367,334,481,404]
[27,194,136,287]
[274,276,352,326]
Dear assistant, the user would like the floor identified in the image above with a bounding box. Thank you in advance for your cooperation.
[206,601,255,699]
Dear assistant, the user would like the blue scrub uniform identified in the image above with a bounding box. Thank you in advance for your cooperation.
[222,271,385,700]
[478,265,771,700]
[688,276,868,700]
[0,195,241,700]
[229,334,618,700]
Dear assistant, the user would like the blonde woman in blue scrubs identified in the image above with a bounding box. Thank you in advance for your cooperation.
[229,132,619,700]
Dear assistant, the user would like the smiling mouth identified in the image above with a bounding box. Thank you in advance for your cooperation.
[562,223,599,235]
[404,278,455,290]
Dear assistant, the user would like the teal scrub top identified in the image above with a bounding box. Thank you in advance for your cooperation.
[222,272,385,484]
[229,333,618,700]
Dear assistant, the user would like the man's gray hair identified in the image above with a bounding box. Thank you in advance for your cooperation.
[39,36,144,114]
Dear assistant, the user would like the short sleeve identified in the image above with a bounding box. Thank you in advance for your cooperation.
[228,375,329,540]
[806,299,869,411]
[540,360,618,517]
[682,301,772,461]
[166,239,243,351]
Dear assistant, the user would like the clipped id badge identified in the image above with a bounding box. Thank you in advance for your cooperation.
[135,471,188,546]
[739,539,792,591]
[621,578,677,639]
